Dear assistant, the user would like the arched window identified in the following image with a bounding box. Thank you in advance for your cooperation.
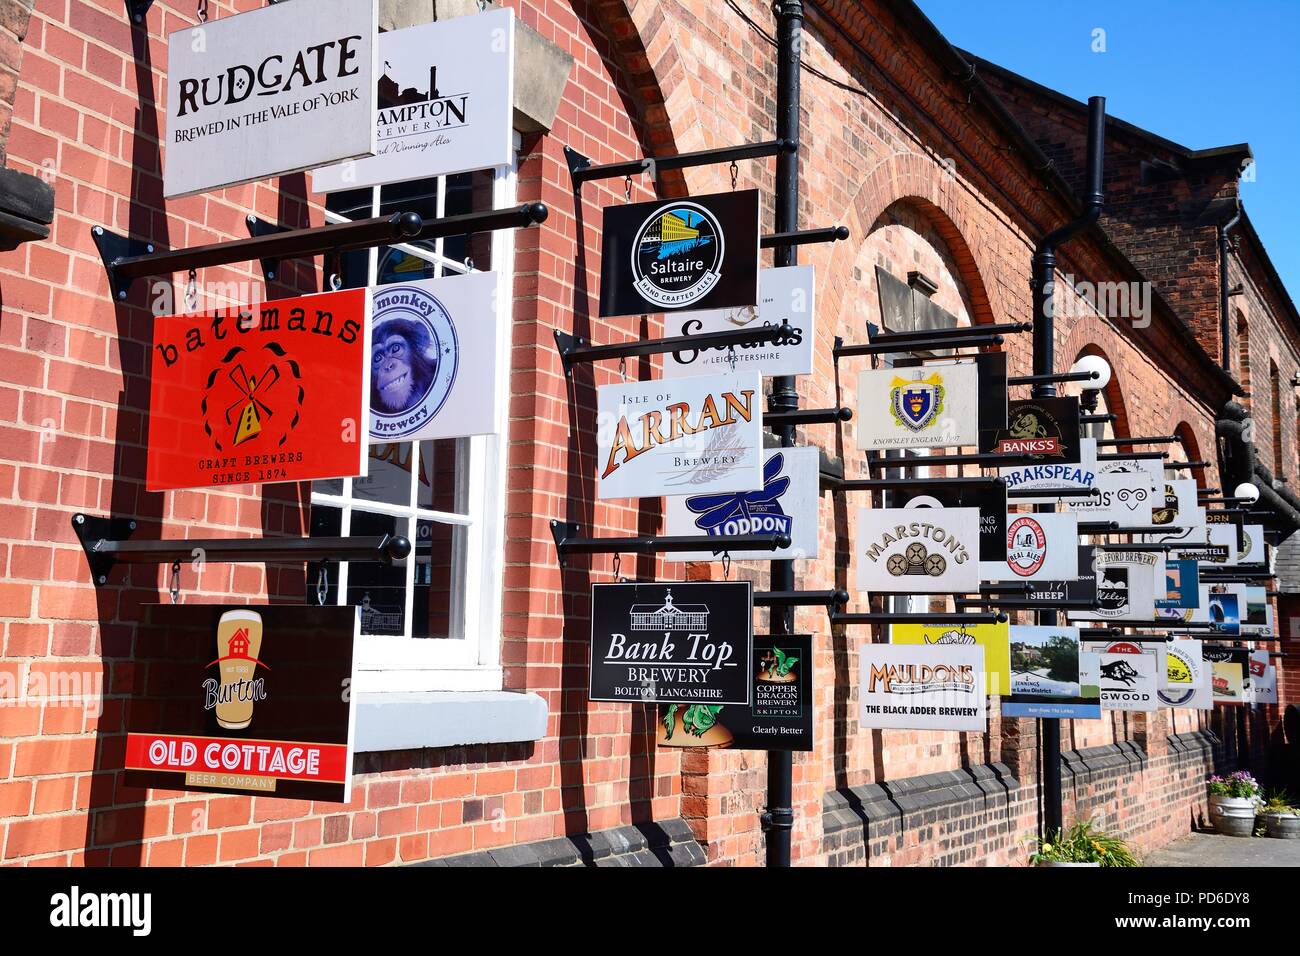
[1271,360,1284,476]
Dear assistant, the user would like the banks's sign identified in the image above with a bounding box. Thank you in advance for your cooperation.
[980,397,1081,465]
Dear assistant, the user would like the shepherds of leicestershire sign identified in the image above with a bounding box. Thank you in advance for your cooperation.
[165,0,378,198]
[147,289,371,492]
[589,582,753,705]
[125,605,359,802]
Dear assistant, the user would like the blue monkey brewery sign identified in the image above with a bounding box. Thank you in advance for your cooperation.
[368,272,502,443]
[599,190,760,317]
[588,582,753,705]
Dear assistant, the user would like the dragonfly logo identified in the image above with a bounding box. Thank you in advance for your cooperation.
[685,453,792,551]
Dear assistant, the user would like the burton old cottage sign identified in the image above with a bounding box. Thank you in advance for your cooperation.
[165,0,379,198]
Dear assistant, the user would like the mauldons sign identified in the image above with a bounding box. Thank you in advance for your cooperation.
[165,0,379,198]
[147,288,371,492]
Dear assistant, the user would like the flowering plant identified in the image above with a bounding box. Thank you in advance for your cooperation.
[1029,820,1138,867]
[1207,771,1262,800]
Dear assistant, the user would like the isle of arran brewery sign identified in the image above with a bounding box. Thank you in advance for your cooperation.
[596,373,763,499]
[599,191,760,316]
[147,289,371,492]
[125,605,359,802]
[165,0,379,198]
[589,582,753,705]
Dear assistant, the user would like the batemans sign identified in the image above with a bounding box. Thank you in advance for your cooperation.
[599,190,760,317]
[125,605,359,802]
[589,582,753,705]
[165,0,378,198]
[147,289,371,492]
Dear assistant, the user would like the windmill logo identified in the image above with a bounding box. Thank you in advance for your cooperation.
[200,343,304,453]
[684,453,792,553]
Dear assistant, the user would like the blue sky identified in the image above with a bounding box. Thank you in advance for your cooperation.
[916,0,1300,296]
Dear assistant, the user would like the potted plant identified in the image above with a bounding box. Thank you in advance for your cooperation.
[1207,771,1261,837]
[1030,819,1138,867]
[1261,791,1300,840]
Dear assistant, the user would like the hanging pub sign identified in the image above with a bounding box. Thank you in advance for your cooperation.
[599,190,760,317]
[1065,473,1156,526]
[1152,479,1200,528]
[147,288,371,492]
[889,620,1011,697]
[657,634,813,751]
[1081,637,1168,692]
[1193,583,1245,635]
[588,582,753,705]
[979,512,1079,582]
[898,482,1007,562]
[661,265,815,379]
[1159,639,1211,709]
[1097,455,1161,496]
[999,437,1098,503]
[311,7,515,191]
[596,372,763,500]
[1253,657,1279,705]
[164,0,378,198]
[124,604,359,802]
[1203,645,1248,703]
[1161,521,1234,566]
[894,352,1008,431]
[1155,558,1200,610]
[1068,549,1163,622]
[855,507,980,594]
[1205,509,1247,551]
[858,643,987,731]
[663,447,820,561]
[367,272,501,443]
[979,397,1082,466]
[1091,650,1158,712]
[1242,586,1272,637]
[1238,524,1266,566]
[1145,507,1209,546]
[856,361,980,450]
[1002,626,1100,720]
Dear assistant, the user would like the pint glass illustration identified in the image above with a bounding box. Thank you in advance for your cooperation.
[213,609,265,730]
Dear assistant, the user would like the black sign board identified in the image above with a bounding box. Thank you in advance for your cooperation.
[979,396,1082,466]
[1206,510,1247,552]
[656,633,812,751]
[895,483,1008,561]
[896,351,1008,431]
[1023,575,1099,606]
[589,581,753,705]
[599,189,760,317]
[875,267,919,333]
[124,604,359,803]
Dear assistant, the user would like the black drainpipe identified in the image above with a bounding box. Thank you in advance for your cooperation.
[1218,197,1242,371]
[1030,95,1105,841]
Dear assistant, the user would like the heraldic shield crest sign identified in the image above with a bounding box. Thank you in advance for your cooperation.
[857,362,979,450]
[892,373,942,431]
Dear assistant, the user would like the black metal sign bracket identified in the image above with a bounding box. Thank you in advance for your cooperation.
[554,323,793,376]
[125,0,154,24]
[549,520,789,567]
[765,406,852,429]
[761,226,850,249]
[565,139,796,190]
[834,329,1007,360]
[246,215,290,283]
[831,610,1009,625]
[756,590,850,608]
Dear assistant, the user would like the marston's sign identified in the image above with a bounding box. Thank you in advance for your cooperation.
[898,482,1007,562]
[858,643,987,731]
[147,288,371,492]
[596,372,763,500]
[589,582,753,705]
[599,190,760,317]
[165,0,378,198]
[125,605,359,802]
[855,507,980,594]
[312,7,515,191]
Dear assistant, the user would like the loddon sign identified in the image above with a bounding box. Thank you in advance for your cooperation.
[589,582,753,705]
[165,0,378,198]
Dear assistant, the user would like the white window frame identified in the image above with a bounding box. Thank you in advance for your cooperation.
[311,142,519,693]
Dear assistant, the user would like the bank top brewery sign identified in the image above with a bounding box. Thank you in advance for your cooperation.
[312,7,515,192]
[600,190,760,317]
[979,512,1080,582]
[147,288,371,492]
[856,361,979,450]
[663,447,820,561]
[165,0,378,198]
[597,372,763,499]
[1068,549,1163,622]
[858,643,987,732]
[999,437,1098,503]
[125,605,359,802]
[367,273,501,444]
[661,265,815,379]
[856,507,980,594]
[1003,625,1100,720]
[899,482,1007,562]
[589,582,753,705]
[889,620,1012,697]
[980,396,1082,465]
[657,634,813,751]
[1159,639,1211,709]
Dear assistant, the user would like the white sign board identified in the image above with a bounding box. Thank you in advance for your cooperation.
[597,372,763,500]
[661,266,815,379]
[856,362,979,450]
[166,0,379,198]
[855,507,980,594]
[1254,663,1279,705]
[313,8,516,191]
[1152,478,1201,529]
[367,273,501,443]
[1239,524,1266,565]
[1069,549,1163,621]
[1159,639,1211,709]
[1096,456,1161,495]
[1064,473,1156,526]
[664,446,820,561]
[1000,437,1098,503]
[859,643,987,731]
[980,512,1080,581]
[1093,651,1159,711]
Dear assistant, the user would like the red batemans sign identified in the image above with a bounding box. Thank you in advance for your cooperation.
[146,288,371,492]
